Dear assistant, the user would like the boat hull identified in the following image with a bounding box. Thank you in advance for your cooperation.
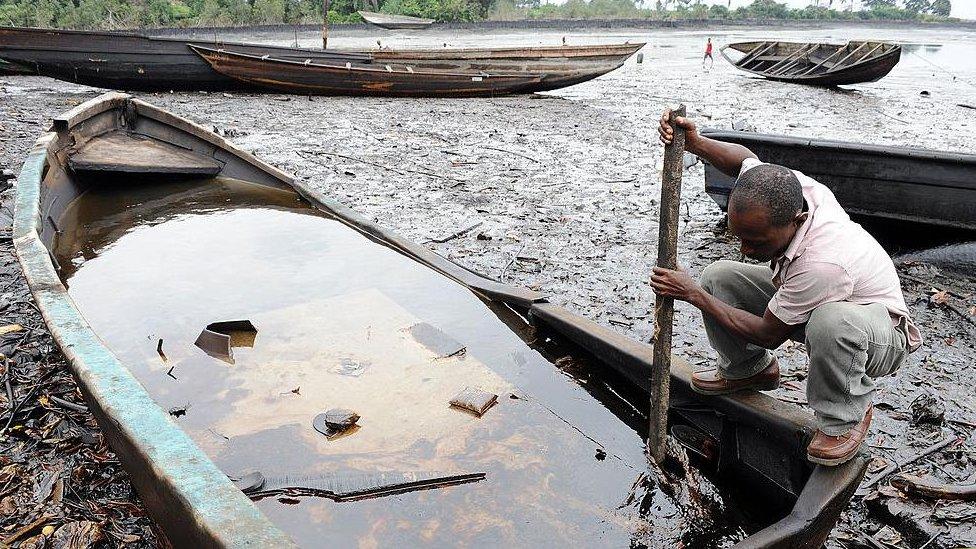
[722,40,901,87]
[192,46,550,97]
[358,10,435,29]
[15,92,865,547]
[701,129,976,231]
[0,26,368,91]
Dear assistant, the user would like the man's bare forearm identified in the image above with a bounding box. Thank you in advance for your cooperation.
[686,134,758,178]
[689,290,783,349]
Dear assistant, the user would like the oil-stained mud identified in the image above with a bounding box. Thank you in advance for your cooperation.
[2,22,976,548]
[53,177,745,547]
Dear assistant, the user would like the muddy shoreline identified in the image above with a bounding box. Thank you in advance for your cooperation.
[2,23,976,548]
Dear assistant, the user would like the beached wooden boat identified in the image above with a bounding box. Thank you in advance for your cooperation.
[191,45,553,97]
[358,10,435,30]
[701,129,976,231]
[15,92,865,547]
[363,42,644,74]
[367,42,645,63]
[721,40,901,86]
[0,26,367,91]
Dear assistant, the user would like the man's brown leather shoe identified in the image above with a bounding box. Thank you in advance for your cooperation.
[807,405,872,466]
[691,358,780,395]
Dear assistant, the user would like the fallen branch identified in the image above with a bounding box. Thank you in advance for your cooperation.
[49,395,87,413]
[483,145,540,164]
[857,436,961,496]
[427,222,483,244]
[891,473,976,501]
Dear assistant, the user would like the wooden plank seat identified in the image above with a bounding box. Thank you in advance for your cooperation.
[69,131,221,176]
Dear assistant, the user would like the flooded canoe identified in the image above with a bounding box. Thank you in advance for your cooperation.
[701,129,976,231]
[358,10,435,30]
[0,26,368,91]
[15,92,864,547]
[191,45,550,97]
[721,40,901,87]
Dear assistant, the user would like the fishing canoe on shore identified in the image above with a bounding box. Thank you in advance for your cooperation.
[721,40,901,87]
[0,26,368,91]
[362,42,644,73]
[358,10,435,30]
[701,128,976,231]
[15,92,864,547]
[191,45,555,97]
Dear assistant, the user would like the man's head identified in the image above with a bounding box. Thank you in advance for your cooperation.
[728,163,807,262]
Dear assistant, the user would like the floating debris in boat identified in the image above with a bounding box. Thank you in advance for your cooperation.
[671,424,719,463]
[246,471,486,502]
[449,387,497,417]
[193,319,257,364]
[407,322,465,358]
[156,338,167,362]
[332,357,368,377]
[230,471,266,494]
[313,408,360,438]
[168,404,189,418]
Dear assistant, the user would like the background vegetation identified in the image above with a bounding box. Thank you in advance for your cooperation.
[0,0,955,28]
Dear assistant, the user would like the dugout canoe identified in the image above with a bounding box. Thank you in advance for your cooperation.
[0,26,368,91]
[15,92,864,547]
[701,128,976,231]
[721,40,901,87]
[358,10,435,30]
[191,45,551,97]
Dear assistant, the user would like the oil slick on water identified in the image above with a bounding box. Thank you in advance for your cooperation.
[53,178,746,547]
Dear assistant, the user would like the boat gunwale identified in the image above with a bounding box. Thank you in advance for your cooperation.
[14,92,866,548]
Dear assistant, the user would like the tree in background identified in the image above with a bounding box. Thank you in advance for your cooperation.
[903,0,929,13]
[929,0,950,16]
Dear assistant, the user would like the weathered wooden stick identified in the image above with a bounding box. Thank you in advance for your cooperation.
[648,104,686,464]
[322,0,331,49]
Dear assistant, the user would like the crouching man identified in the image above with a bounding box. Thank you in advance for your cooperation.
[653,110,921,466]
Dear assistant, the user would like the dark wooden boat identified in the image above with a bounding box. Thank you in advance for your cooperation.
[16,91,864,547]
[191,45,550,97]
[0,26,368,91]
[0,57,33,75]
[721,40,901,87]
[701,128,976,231]
[358,10,435,30]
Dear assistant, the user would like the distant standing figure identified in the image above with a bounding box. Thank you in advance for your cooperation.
[704,37,714,69]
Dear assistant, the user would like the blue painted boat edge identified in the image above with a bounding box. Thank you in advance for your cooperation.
[12,117,297,548]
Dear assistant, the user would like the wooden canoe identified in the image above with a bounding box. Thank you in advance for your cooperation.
[358,10,435,30]
[191,45,549,97]
[0,26,368,91]
[701,128,976,231]
[16,91,865,547]
[363,42,644,73]
[721,40,901,87]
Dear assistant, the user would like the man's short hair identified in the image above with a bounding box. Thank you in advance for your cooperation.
[730,164,804,226]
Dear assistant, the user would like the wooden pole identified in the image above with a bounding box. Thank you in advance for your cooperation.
[322,0,331,49]
[648,104,686,464]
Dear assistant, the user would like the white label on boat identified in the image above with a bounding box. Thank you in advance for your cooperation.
[472,76,483,81]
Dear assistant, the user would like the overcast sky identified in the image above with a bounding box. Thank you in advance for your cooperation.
[698,0,974,20]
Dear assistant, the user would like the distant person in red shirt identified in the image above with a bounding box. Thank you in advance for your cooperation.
[704,37,714,69]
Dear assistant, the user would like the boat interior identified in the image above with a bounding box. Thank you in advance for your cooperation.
[724,41,899,77]
[15,93,865,547]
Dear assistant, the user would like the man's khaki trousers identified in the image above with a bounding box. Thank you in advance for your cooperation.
[698,260,908,435]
